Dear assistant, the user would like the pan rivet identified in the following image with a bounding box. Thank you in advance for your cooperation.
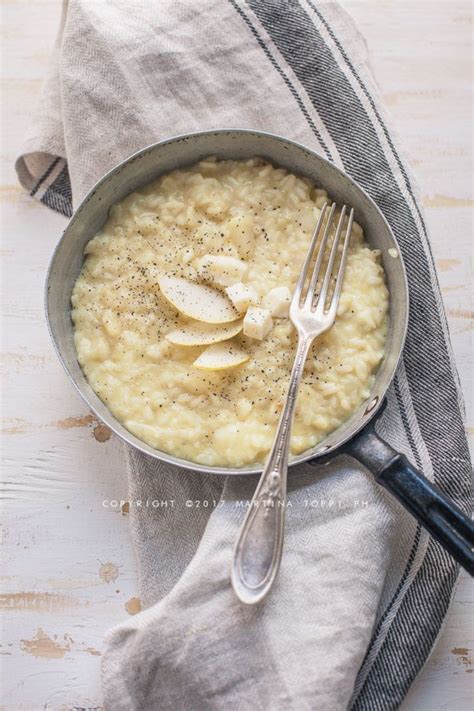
[365,396,379,415]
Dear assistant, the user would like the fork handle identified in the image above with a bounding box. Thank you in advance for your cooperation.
[231,337,311,604]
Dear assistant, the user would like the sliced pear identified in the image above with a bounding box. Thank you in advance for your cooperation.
[158,276,239,323]
[193,342,249,370]
[165,319,243,346]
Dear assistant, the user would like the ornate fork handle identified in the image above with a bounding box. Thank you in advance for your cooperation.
[231,202,353,604]
[231,336,312,604]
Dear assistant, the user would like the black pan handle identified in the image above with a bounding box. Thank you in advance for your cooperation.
[341,420,474,575]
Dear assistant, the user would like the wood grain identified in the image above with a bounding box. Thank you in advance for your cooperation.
[1,1,472,709]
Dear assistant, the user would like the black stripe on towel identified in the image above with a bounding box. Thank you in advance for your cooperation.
[41,164,73,218]
[239,0,471,707]
[30,156,61,198]
[306,0,430,242]
[228,0,332,160]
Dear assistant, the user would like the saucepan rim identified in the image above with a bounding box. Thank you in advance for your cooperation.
[45,128,409,476]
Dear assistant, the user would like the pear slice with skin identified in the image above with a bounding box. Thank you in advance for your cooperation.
[193,342,249,370]
[159,276,239,324]
[166,319,243,347]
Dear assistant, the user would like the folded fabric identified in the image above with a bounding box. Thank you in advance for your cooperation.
[16,1,471,709]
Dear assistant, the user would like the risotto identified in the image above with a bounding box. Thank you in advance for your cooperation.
[71,157,388,467]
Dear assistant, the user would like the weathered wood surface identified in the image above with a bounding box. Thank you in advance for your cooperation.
[1,1,472,708]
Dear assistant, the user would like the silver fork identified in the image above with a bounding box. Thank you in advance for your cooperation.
[231,202,354,604]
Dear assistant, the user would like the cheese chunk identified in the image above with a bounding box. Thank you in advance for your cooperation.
[243,306,273,340]
[225,282,258,313]
[196,254,248,286]
[263,286,292,318]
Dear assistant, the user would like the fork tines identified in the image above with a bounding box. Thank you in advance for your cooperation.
[294,202,354,317]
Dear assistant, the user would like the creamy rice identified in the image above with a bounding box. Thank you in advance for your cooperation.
[71,157,388,467]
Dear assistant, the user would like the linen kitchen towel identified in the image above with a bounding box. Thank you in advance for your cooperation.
[16,1,472,709]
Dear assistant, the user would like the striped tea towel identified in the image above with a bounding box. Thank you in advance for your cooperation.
[16,1,472,709]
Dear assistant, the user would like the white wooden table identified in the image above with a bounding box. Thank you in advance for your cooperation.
[2,1,472,708]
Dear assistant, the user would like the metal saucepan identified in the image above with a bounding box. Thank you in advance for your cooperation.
[45,129,474,573]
